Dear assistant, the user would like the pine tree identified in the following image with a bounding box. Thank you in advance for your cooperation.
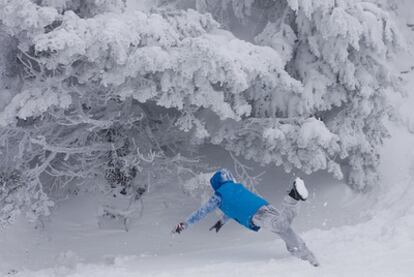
[0,0,403,225]
[188,0,403,190]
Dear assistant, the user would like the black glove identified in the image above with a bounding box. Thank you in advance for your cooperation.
[209,220,224,233]
[172,222,187,234]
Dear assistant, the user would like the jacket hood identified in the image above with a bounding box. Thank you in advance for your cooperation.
[210,169,235,191]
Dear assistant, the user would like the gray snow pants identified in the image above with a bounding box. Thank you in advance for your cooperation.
[252,196,315,262]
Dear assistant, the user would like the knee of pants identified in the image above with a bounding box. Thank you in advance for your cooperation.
[270,217,290,234]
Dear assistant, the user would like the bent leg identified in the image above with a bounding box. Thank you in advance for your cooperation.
[252,202,319,266]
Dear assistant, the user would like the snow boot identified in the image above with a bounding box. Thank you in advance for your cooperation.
[288,177,308,201]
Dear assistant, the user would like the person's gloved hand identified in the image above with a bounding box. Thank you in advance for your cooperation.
[172,222,187,234]
[209,220,224,233]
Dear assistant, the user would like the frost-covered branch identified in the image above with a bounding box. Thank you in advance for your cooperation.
[229,151,265,193]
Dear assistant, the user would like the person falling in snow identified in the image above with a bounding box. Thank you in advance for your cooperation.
[172,168,319,267]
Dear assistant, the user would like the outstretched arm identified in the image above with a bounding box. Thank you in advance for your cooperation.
[185,194,221,226]
[172,194,221,234]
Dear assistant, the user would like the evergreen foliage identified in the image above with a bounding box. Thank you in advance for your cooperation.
[0,0,402,225]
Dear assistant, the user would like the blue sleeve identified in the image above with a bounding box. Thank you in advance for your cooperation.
[185,194,221,226]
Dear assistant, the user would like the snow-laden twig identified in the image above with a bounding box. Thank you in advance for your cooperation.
[229,151,265,193]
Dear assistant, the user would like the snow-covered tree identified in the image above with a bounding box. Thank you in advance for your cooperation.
[0,0,402,225]
[185,0,403,189]
[0,0,298,224]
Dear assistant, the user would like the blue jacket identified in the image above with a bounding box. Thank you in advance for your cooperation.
[211,171,268,231]
[185,170,268,231]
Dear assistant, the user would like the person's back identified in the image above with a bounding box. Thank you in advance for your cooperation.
[212,174,268,231]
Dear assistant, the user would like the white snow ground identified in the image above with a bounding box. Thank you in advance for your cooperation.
[1,1,414,276]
